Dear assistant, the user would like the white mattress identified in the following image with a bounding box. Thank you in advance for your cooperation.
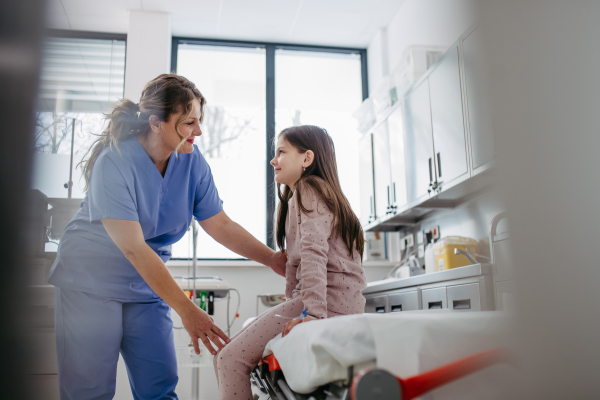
[263,311,516,398]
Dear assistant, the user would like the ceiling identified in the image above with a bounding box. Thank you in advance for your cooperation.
[45,0,405,48]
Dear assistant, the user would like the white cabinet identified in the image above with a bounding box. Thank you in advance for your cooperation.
[422,287,448,309]
[387,290,420,312]
[404,79,435,204]
[462,26,494,174]
[372,121,393,218]
[364,294,388,314]
[358,132,375,225]
[387,106,409,212]
[429,44,469,189]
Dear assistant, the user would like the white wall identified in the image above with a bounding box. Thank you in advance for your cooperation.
[367,0,476,93]
[123,11,172,101]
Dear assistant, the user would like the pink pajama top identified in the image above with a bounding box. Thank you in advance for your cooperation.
[284,185,367,319]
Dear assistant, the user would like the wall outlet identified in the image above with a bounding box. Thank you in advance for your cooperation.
[417,230,424,245]
[405,233,414,248]
[432,225,440,240]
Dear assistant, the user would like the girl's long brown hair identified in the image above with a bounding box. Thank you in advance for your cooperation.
[275,125,365,260]
[80,73,206,191]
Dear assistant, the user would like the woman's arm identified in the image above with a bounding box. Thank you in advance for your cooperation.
[198,210,286,277]
[101,218,229,355]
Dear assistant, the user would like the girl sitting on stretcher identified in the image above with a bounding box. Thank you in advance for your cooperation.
[213,125,367,400]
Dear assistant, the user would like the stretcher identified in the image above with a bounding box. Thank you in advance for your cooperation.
[251,311,513,400]
[255,348,510,400]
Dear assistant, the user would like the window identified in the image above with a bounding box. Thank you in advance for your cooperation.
[171,44,267,259]
[32,32,126,251]
[172,39,367,260]
[275,49,364,214]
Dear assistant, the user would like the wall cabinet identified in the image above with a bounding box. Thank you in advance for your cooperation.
[362,27,496,232]
[358,132,375,225]
[404,79,435,204]
[387,106,409,212]
[462,26,494,173]
[373,121,393,218]
[429,44,469,189]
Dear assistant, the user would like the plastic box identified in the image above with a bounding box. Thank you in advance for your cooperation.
[433,236,478,271]
[352,98,376,134]
[391,46,446,97]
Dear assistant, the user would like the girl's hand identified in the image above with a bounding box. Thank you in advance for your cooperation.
[181,304,230,355]
[268,250,287,277]
[282,316,316,337]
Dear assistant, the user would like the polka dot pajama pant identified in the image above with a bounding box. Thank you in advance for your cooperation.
[212,297,304,400]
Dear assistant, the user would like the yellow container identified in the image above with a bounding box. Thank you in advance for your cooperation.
[433,236,478,271]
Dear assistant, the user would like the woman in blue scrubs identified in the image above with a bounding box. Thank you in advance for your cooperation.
[47,74,286,400]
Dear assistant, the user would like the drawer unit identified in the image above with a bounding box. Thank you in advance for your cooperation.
[422,287,447,309]
[365,294,388,314]
[387,290,420,312]
[447,283,481,311]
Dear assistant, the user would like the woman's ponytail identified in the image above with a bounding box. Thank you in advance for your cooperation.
[80,99,145,191]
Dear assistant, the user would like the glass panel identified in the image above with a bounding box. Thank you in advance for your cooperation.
[172,44,266,259]
[32,37,126,251]
[275,50,363,218]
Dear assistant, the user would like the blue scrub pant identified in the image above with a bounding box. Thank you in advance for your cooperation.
[54,288,179,400]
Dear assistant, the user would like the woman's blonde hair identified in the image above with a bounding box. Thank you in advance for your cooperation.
[80,73,206,191]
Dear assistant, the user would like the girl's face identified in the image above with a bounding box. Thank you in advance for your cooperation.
[156,98,202,154]
[270,136,308,188]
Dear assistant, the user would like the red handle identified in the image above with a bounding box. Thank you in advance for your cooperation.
[263,354,282,372]
[399,348,511,400]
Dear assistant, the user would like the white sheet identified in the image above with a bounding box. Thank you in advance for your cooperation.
[263,314,377,393]
[263,311,516,398]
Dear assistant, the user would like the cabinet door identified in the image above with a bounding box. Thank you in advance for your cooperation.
[463,27,494,171]
[387,106,408,210]
[429,45,469,188]
[358,132,375,225]
[387,290,419,311]
[373,121,392,218]
[404,80,435,203]
[364,295,388,313]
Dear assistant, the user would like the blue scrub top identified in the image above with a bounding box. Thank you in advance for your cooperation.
[47,136,223,300]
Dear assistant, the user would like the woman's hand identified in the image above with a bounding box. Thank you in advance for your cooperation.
[282,316,316,337]
[268,250,287,277]
[181,304,230,355]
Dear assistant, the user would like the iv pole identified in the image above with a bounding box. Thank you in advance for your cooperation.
[191,220,199,400]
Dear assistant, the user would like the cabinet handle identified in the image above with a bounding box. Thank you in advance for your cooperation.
[370,195,374,218]
[393,182,396,203]
[387,185,391,207]
[428,301,443,309]
[437,152,442,178]
[428,158,433,182]
[375,306,386,313]
[453,299,471,310]
[391,304,402,312]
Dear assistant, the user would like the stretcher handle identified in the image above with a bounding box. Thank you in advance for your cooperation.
[263,354,282,372]
[400,348,511,400]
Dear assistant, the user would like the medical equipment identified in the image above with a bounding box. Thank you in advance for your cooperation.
[257,294,286,315]
[433,236,478,271]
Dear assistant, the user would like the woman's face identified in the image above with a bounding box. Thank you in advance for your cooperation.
[270,136,306,188]
[159,98,202,154]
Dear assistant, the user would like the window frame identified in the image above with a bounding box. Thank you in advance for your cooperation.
[171,36,368,254]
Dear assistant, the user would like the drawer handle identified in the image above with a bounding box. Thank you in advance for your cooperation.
[453,299,471,310]
[428,301,443,309]
[391,305,402,312]
[375,306,386,313]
